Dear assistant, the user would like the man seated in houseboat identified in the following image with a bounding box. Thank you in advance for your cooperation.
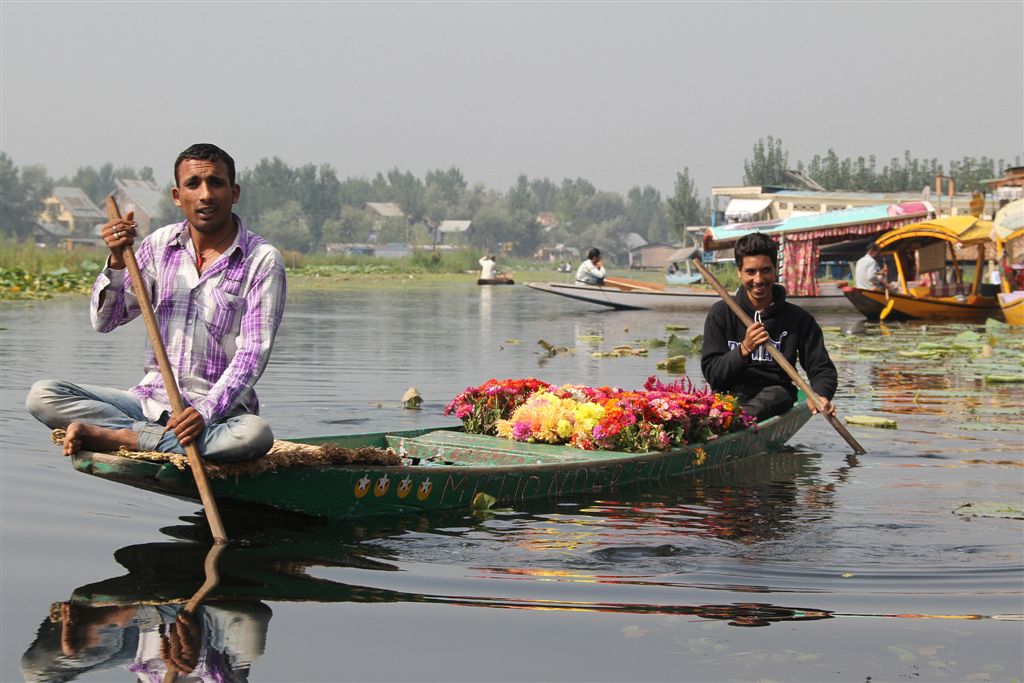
[701,233,838,421]
[854,242,891,291]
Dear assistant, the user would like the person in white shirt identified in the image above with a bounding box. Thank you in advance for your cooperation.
[479,255,497,280]
[575,248,606,286]
[854,242,888,290]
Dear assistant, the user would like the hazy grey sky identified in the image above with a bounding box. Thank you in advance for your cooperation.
[2,1,1021,195]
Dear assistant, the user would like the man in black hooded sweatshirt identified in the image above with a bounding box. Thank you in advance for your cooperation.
[700,232,837,422]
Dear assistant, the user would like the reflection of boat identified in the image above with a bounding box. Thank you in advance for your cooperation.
[526,281,849,311]
[477,277,514,285]
[991,199,1024,325]
[70,403,811,519]
[842,215,1000,321]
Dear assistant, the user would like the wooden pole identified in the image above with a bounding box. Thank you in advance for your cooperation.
[691,259,867,455]
[105,196,229,543]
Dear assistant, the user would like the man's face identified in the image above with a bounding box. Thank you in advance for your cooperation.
[738,254,776,309]
[172,159,240,235]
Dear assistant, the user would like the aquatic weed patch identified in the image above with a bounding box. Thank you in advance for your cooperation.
[0,267,95,300]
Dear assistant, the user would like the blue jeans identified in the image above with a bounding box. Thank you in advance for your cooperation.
[26,380,274,462]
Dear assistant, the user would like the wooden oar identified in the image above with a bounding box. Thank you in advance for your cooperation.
[691,259,867,455]
[604,276,666,292]
[105,197,229,543]
[879,286,895,320]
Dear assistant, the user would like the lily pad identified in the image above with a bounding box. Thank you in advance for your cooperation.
[656,355,687,373]
[985,375,1024,383]
[844,415,898,429]
[952,502,1023,520]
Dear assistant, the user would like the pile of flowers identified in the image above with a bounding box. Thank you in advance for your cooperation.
[444,375,754,453]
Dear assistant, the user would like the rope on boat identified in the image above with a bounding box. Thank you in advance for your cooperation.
[50,429,400,478]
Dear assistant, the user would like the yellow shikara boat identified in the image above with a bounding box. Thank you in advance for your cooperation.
[843,215,1001,322]
[991,199,1024,325]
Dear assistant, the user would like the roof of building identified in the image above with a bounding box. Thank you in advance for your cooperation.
[114,178,165,219]
[438,220,472,233]
[624,232,648,250]
[365,202,405,217]
[51,187,104,219]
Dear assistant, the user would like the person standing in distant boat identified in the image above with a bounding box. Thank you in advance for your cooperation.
[26,143,287,462]
[479,254,498,280]
[576,248,606,286]
[701,232,837,422]
[854,242,889,291]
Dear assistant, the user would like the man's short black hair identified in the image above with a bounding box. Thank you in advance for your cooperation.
[734,232,778,267]
[587,247,601,261]
[866,241,881,254]
[173,143,236,187]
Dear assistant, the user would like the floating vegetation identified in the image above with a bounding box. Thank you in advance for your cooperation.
[592,346,648,358]
[0,267,96,300]
[953,502,1023,520]
[656,355,687,373]
[844,415,898,429]
[576,334,604,342]
[665,324,689,331]
[985,375,1024,384]
[537,339,572,357]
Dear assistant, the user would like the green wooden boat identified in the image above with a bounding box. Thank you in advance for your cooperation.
[70,401,812,519]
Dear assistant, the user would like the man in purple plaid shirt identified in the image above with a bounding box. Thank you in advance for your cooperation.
[27,143,287,462]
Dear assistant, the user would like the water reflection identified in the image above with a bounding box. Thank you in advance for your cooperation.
[21,543,266,683]
[21,448,855,679]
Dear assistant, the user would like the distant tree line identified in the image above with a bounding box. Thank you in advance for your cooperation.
[743,135,1020,193]
[3,138,1017,255]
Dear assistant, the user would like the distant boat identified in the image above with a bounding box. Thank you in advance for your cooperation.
[477,277,514,286]
[842,216,1000,322]
[665,246,704,286]
[666,271,702,286]
[991,200,1024,325]
[526,281,850,311]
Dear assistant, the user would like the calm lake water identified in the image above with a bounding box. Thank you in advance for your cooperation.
[2,279,1022,682]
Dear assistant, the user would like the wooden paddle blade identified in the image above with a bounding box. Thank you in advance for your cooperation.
[879,298,896,320]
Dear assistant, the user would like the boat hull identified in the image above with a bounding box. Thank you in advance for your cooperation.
[477,278,514,285]
[526,281,849,311]
[842,286,1001,322]
[998,291,1024,325]
[70,404,811,519]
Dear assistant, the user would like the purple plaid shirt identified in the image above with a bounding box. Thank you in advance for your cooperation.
[91,216,287,424]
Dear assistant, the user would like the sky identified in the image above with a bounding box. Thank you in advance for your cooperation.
[2,1,1022,196]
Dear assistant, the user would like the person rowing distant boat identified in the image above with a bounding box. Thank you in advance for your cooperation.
[26,143,287,462]
[576,247,606,286]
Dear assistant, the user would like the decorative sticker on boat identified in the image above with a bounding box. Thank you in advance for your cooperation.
[398,443,408,458]
[354,475,371,499]
[417,479,433,501]
[694,447,707,466]
[374,474,391,497]
[397,475,413,499]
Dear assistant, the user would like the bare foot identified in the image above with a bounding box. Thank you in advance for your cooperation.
[63,423,138,456]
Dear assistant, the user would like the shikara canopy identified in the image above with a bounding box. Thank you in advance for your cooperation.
[990,199,1024,247]
[703,202,931,296]
[875,215,993,250]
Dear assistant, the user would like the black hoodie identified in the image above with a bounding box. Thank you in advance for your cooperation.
[700,283,837,403]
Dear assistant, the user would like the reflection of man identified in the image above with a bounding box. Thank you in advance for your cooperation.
[854,242,888,290]
[21,600,271,682]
